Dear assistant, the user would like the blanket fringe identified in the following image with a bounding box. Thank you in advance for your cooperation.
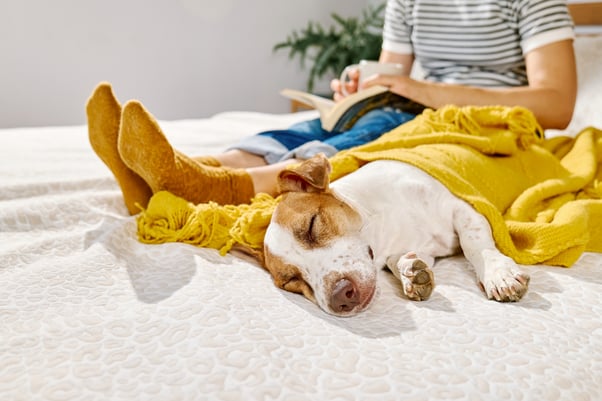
[137,191,278,255]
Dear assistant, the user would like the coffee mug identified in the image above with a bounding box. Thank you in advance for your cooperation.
[339,60,404,95]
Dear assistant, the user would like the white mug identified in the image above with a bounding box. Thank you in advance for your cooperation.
[339,60,404,96]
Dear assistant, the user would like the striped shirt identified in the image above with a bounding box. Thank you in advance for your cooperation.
[382,0,575,87]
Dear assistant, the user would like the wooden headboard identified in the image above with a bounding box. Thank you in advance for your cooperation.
[568,1,602,25]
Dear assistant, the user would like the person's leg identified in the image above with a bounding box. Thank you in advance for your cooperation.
[219,110,416,194]
[86,83,257,213]
[191,155,222,166]
[86,83,153,214]
[118,100,256,206]
[323,108,417,151]
[262,109,417,163]
[212,150,300,195]
[214,149,268,169]
[246,159,300,195]
[213,118,330,194]
[229,119,330,164]
[87,82,326,207]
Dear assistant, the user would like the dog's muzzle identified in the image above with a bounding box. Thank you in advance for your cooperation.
[328,276,376,315]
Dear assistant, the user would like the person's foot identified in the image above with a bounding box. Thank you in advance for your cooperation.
[118,100,255,205]
[86,82,153,214]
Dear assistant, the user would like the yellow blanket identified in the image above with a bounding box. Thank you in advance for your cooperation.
[137,105,602,266]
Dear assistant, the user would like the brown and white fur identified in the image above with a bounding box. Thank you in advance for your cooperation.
[262,154,530,317]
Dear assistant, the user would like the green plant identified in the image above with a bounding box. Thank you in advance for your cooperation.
[273,3,385,92]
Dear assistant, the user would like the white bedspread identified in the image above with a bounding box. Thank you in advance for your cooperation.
[2,36,602,401]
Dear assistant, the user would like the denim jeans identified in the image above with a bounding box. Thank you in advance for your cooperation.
[231,108,417,164]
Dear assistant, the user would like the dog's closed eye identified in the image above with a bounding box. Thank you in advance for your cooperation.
[293,213,321,246]
[308,214,318,243]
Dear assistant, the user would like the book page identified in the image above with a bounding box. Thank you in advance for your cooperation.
[280,89,335,117]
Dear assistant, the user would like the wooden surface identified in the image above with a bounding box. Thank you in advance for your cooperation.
[569,2,602,25]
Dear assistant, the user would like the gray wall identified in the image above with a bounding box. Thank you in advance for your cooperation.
[0,0,372,128]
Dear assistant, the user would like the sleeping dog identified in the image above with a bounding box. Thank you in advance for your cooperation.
[262,154,530,317]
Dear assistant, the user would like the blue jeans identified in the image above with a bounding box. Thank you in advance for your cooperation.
[231,108,417,164]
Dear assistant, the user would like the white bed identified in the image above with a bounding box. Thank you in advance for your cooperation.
[2,35,602,401]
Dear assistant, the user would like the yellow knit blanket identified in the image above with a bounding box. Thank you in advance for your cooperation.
[137,105,602,266]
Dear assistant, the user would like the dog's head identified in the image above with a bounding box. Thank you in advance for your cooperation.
[263,154,377,317]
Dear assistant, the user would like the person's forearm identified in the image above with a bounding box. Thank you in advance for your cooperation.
[373,39,577,130]
[400,78,575,130]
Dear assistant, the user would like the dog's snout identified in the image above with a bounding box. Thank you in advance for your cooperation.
[329,278,360,313]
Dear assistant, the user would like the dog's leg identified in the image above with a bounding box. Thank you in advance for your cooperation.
[453,201,529,302]
[387,252,435,301]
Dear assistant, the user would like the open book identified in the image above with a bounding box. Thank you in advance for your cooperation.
[281,85,426,132]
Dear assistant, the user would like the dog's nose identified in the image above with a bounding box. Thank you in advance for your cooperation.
[329,278,360,313]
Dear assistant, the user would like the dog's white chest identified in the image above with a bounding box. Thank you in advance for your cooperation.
[331,160,461,265]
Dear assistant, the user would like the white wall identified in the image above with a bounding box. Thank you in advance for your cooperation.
[0,0,372,128]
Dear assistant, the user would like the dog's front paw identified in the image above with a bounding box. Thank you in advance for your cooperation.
[480,267,530,302]
[397,252,435,301]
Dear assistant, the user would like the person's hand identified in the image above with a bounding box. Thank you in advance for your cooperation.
[330,68,360,102]
[361,73,411,97]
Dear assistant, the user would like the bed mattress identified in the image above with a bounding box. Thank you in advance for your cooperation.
[2,35,602,401]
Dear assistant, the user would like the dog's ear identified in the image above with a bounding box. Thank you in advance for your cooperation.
[231,243,265,266]
[278,154,332,193]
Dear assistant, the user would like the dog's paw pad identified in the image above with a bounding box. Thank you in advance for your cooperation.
[480,270,530,302]
[399,258,434,301]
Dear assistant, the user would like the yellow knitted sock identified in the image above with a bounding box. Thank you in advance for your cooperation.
[118,100,255,206]
[86,82,153,215]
